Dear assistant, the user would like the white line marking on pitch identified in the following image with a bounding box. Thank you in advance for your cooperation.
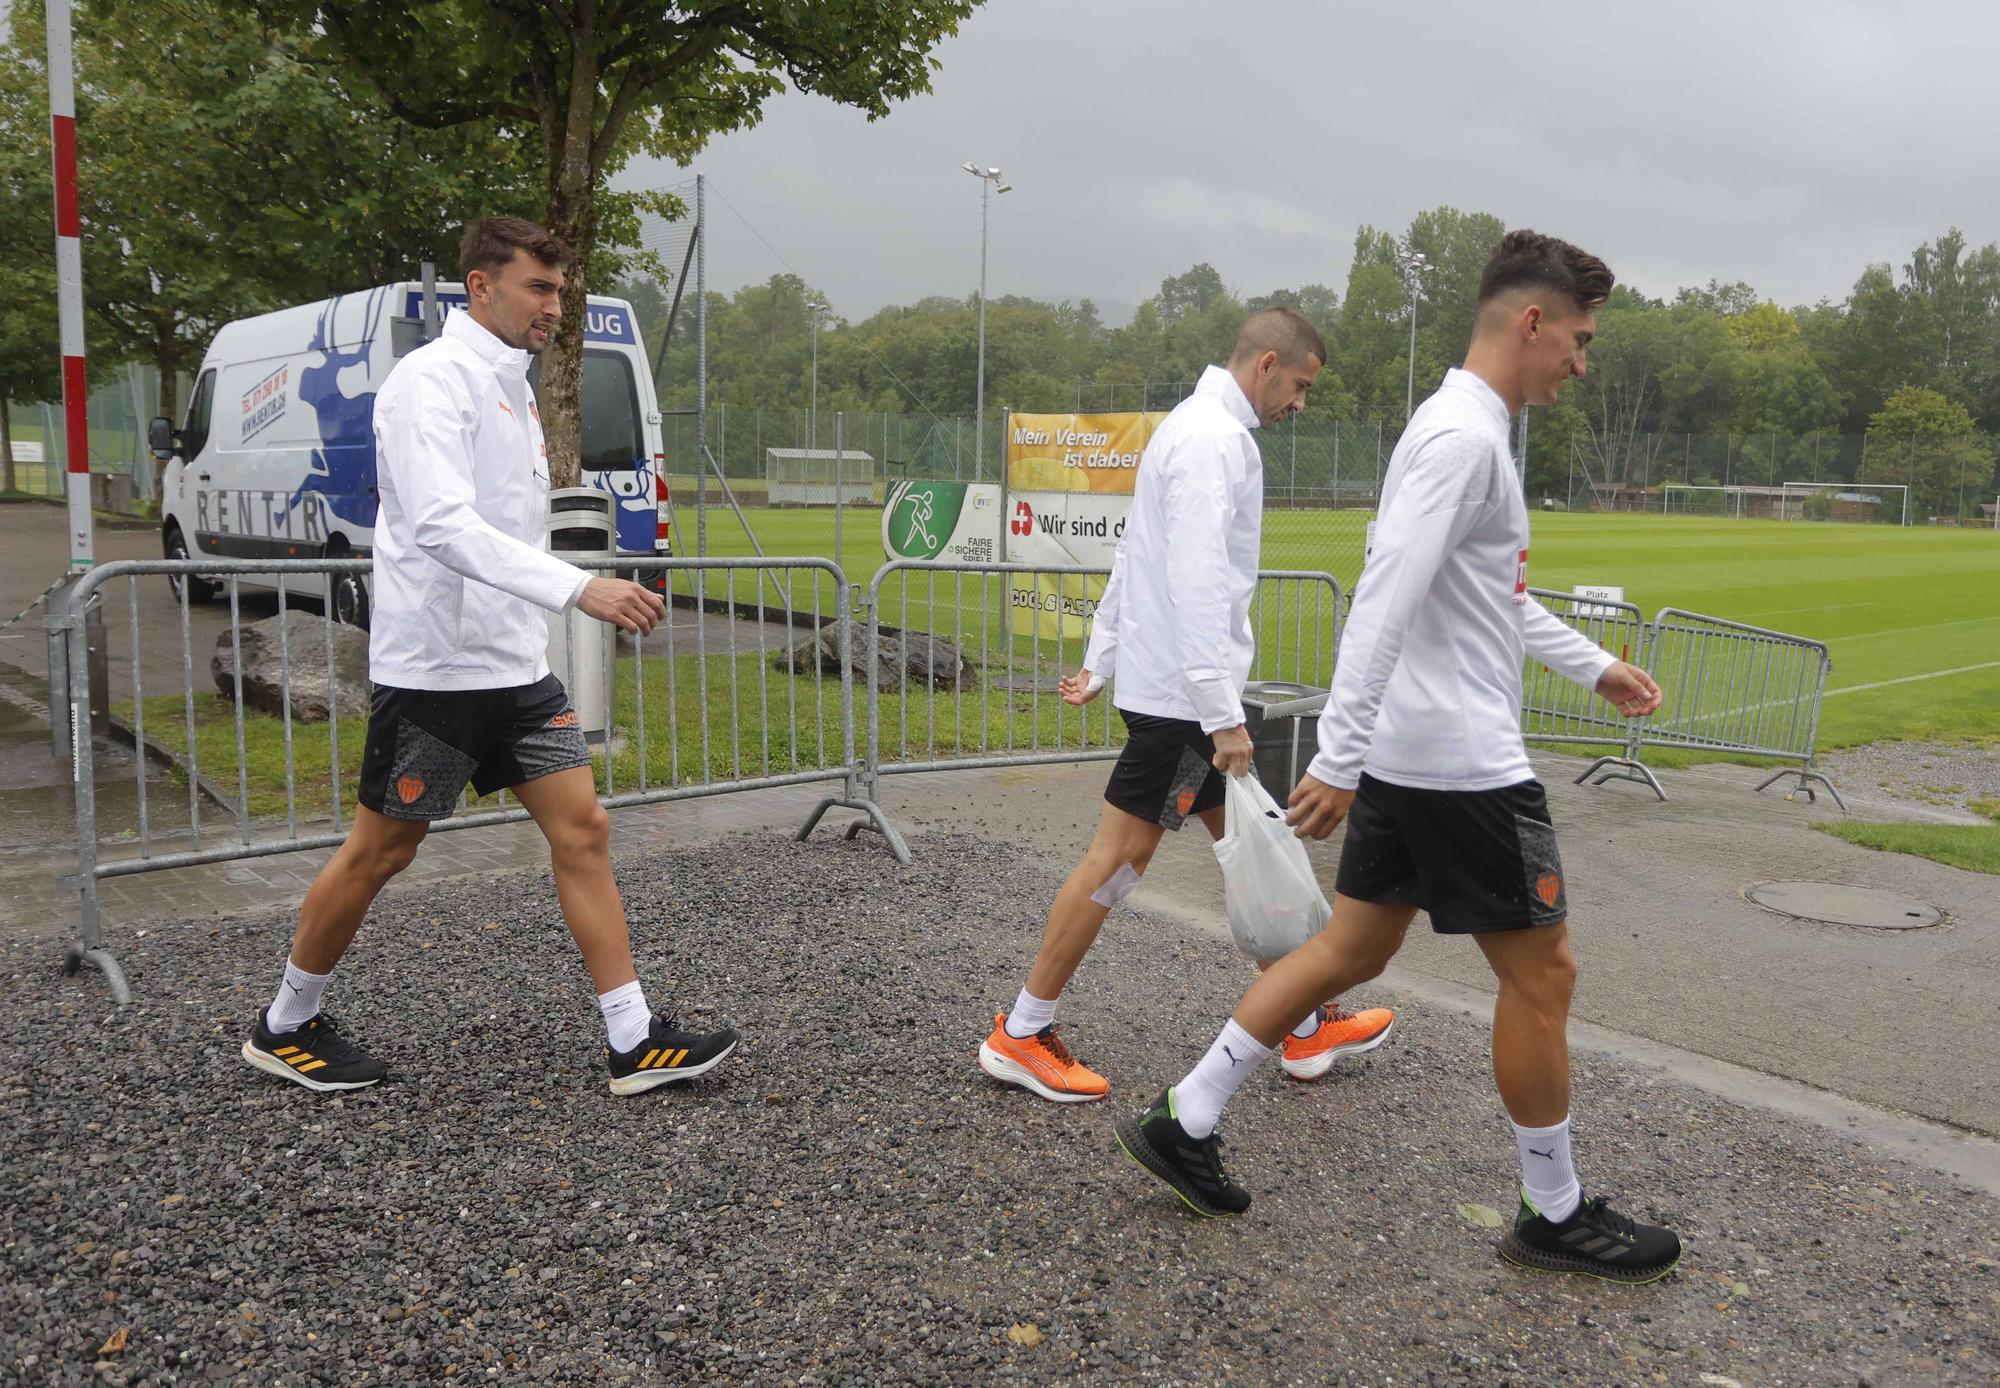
[1834,614,2000,642]
[1824,660,2000,697]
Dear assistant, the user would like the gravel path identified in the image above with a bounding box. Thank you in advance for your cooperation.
[1819,740,2000,819]
[4,833,1996,1386]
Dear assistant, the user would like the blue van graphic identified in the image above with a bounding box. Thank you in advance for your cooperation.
[287,286,388,531]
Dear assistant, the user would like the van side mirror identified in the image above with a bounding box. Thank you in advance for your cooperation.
[147,416,179,460]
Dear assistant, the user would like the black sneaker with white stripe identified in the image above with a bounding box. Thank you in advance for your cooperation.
[1498,1188,1682,1283]
[606,1013,740,1096]
[1113,1087,1251,1217]
[241,1009,387,1092]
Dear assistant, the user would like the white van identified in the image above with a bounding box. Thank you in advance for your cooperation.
[153,281,671,626]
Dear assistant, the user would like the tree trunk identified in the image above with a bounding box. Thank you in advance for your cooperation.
[1,396,14,495]
[538,34,603,494]
[540,178,596,490]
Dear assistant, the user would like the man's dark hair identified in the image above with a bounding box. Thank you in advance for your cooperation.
[1231,305,1327,367]
[458,216,570,282]
[1476,230,1613,311]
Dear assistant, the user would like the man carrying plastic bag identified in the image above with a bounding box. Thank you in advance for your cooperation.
[976,307,1395,1105]
[1114,231,1682,1288]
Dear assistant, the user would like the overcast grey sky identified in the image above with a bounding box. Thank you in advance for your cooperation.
[622,0,2000,322]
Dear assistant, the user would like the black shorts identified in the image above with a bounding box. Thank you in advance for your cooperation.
[357,674,591,822]
[1103,709,1224,830]
[1333,773,1568,933]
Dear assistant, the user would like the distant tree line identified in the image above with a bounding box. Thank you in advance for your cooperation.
[628,207,1999,517]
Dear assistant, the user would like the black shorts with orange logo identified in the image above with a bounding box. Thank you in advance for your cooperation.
[1103,708,1225,830]
[1333,773,1567,933]
[357,674,590,822]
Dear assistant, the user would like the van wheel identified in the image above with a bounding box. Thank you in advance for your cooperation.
[326,546,370,630]
[163,524,216,604]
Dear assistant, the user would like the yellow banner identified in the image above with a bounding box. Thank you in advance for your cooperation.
[1004,411,1167,639]
[1004,412,1166,496]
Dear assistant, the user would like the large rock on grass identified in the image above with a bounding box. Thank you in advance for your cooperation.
[776,620,977,692]
[212,611,371,723]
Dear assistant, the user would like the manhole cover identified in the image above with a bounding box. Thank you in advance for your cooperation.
[1745,881,1943,930]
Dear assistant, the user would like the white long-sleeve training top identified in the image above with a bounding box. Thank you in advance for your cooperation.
[1309,368,1616,792]
[1082,364,1263,733]
[368,310,592,690]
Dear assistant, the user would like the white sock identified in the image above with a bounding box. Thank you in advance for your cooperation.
[1173,1019,1271,1138]
[598,980,651,1054]
[1513,1115,1581,1223]
[1004,988,1057,1039]
[267,960,331,1034]
[1290,1006,1325,1040]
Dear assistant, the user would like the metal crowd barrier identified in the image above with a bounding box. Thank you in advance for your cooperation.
[856,560,1342,811]
[1519,587,1664,799]
[1639,607,1844,806]
[46,554,890,1004]
[46,546,1842,1007]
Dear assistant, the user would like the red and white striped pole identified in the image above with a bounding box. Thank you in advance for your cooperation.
[48,0,93,571]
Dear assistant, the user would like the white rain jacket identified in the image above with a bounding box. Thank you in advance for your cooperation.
[368,310,590,690]
[1082,365,1264,733]
[1310,369,1616,791]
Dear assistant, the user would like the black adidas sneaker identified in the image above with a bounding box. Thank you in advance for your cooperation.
[1113,1087,1252,1217]
[241,1009,387,1092]
[1498,1188,1682,1283]
[607,1013,740,1096]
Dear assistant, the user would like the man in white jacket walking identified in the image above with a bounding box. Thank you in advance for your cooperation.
[977,307,1394,1104]
[241,217,737,1097]
[1115,231,1683,1286]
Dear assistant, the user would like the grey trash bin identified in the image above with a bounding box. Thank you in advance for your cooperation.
[1239,680,1329,806]
[545,488,616,744]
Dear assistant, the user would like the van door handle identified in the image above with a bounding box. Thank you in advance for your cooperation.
[198,472,211,482]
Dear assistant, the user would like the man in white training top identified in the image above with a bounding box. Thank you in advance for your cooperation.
[977,307,1395,1105]
[240,216,738,1097]
[1115,231,1683,1285]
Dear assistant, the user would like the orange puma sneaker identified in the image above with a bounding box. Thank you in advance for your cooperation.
[1280,1001,1395,1080]
[978,1014,1110,1103]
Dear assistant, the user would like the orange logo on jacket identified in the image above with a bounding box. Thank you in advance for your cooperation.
[1176,789,1198,816]
[396,775,426,805]
[550,710,580,729]
[1535,871,1562,907]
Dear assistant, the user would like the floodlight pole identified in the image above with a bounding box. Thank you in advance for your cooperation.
[807,299,828,452]
[964,163,1008,481]
[1399,247,1428,422]
[48,0,92,572]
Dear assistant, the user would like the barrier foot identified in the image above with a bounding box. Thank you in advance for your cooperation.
[62,943,132,1006]
[796,796,913,864]
[1756,768,1846,811]
[1575,756,1666,801]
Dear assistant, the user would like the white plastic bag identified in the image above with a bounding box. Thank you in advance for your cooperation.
[1211,772,1332,961]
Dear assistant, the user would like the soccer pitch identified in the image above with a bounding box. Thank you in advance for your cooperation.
[673,504,1999,750]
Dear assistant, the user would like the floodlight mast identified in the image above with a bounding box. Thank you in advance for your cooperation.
[964,161,1009,479]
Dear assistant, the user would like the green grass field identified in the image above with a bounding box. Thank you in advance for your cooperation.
[680,505,2000,750]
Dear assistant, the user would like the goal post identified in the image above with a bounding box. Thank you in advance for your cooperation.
[1662,484,1745,518]
[765,447,876,507]
[1778,480,1910,526]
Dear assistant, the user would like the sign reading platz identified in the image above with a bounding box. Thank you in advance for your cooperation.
[1003,411,1167,638]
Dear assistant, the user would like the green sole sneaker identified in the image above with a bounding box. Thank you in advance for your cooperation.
[1113,1089,1251,1218]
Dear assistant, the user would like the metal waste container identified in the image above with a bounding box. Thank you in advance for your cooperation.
[545,488,615,745]
[1240,680,1328,806]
